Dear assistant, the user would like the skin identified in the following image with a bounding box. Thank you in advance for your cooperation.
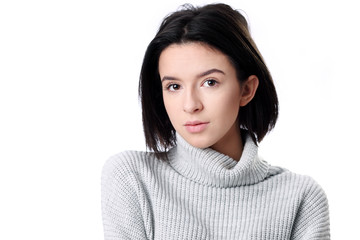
[159,42,258,161]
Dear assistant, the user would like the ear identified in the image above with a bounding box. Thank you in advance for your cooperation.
[239,75,259,107]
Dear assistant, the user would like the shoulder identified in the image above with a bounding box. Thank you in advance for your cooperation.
[276,172,331,238]
[268,166,328,201]
[101,150,159,206]
[103,151,147,172]
[101,151,157,238]
[103,150,153,177]
[284,170,326,193]
[286,171,328,207]
[102,150,169,184]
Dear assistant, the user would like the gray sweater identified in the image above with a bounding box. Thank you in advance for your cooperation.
[101,133,330,239]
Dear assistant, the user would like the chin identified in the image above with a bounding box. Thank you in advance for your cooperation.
[190,142,210,149]
[182,134,215,149]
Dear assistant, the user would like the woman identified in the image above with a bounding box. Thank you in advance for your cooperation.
[101,3,330,239]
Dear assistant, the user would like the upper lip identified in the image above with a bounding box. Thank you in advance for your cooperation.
[184,121,209,126]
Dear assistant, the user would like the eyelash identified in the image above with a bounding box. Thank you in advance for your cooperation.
[164,79,219,92]
[203,79,219,87]
[165,83,181,91]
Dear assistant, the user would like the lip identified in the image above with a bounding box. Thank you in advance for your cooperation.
[184,121,209,133]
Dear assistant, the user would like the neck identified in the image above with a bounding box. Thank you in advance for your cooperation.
[210,124,243,161]
[171,132,268,187]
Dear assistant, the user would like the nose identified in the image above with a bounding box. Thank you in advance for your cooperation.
[183,89,203,113]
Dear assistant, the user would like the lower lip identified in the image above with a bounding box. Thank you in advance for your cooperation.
[185,123,209,133]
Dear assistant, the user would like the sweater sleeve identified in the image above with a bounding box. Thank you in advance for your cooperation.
[291,178,330,240]
[101,153,152,240]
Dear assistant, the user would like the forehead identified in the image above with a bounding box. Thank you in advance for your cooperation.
[159,42,224,61]
[158,42,232,76]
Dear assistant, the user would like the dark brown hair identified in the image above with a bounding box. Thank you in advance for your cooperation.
[139,3,278,158]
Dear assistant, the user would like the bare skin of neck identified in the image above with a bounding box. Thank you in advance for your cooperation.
[210,123,243,161]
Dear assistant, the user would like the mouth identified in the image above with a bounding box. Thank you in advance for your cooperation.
[184,121,209,133]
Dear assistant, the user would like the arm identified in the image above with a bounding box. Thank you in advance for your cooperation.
[101,154,152,240]
[291,179,330,240]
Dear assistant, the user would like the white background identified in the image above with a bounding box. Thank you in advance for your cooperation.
[0,0,359,239]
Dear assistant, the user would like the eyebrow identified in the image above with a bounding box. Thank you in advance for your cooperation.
[161,68,225,82]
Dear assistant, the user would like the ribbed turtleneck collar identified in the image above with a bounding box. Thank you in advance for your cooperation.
[168,133,270,188]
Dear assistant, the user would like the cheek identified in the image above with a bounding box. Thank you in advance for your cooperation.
[163,96,179,121]
[163,96,171,115]
[211,90,240,117]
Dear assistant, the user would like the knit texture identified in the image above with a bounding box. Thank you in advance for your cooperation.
[101,134,330,239]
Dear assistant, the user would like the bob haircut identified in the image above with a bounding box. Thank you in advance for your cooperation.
[139,3,278,158]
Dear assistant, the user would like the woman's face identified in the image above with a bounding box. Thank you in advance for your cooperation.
[159,42,246,151]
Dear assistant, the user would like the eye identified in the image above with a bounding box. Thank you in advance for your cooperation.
[166,83,181,91]
[203,79,218,87]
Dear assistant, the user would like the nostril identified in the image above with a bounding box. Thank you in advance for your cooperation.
[183,91,203,113]
[183,103,203,113]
